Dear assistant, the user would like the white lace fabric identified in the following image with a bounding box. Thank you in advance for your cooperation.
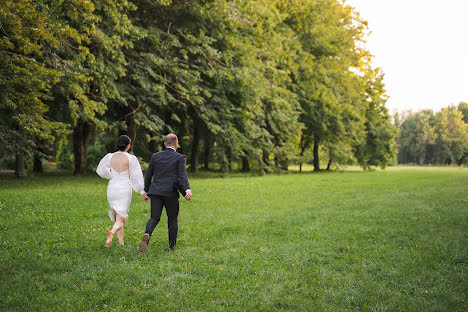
[96,151,145,194]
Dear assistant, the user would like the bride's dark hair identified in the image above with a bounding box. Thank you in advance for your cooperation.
[117,135,131,151]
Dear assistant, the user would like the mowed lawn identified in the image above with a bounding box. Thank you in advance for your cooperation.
[0,167,467,311]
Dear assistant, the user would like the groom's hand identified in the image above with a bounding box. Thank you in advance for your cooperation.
[142,193,149,201]
[184,190,192,201]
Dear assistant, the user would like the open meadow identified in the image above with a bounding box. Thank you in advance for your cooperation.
[0,167,467,311]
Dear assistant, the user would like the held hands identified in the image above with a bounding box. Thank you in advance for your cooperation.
[142,192,190,201]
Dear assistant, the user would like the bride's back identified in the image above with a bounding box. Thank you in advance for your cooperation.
[111,153,129,173]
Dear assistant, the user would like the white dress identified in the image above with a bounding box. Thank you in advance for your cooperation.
[96,151,145,221]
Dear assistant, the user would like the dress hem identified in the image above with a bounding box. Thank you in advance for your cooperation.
[108,207,129,222]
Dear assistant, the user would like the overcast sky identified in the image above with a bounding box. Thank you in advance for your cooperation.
[346,0,468,113]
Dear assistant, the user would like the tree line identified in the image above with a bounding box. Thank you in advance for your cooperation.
[1,0,397,176]
[395,103,468,166]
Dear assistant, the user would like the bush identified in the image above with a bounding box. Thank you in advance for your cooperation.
[56,136,73,169]
[0,155,15,170]
[87,144,106,170]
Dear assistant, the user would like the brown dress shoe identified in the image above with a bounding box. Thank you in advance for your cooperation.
[139,233,150,253]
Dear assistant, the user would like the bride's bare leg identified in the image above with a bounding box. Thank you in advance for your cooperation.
[105,230,113,247]
[116,226,124,246]
[106,213,126,247]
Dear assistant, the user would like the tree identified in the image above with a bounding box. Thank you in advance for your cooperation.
[47,0,140,175]
[0,0,64,176]
[433,106,468,165]
[457,102,468,123]
[397,110,436,164]
[396,106,468,166]
[354,69,396,169]
[280,0,369,171]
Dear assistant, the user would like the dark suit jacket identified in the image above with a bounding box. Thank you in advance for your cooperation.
[144,148,190,197]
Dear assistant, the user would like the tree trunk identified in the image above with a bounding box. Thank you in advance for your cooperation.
[33,155,43,173]
[226,146,232,171]
[313,135,320,171]
[73,120,90,176]
[298,135,309,173]
[299,145,305,173]
[418,150,425,165]
[191,126,200,172]
[15,152,26,177]
[326,157,332,171]
[33,137,44,173]
[262,149,269,167]
[242,154,250,172]
[204,138,210,170]
[129,117,137,154]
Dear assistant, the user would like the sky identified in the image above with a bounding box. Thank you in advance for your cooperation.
[345,0,468,113]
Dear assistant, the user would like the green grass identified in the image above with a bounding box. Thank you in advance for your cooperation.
[0,167,467,311]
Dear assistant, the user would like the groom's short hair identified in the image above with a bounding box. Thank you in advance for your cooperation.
[165,134,178,147]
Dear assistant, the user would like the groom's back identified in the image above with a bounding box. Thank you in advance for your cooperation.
[153,150,180,178]
[145,149,184,197]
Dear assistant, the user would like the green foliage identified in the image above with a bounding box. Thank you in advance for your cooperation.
[0,0,64,156]
[87,144,106,169]
[56,136,74,169]
[433,106,468,165]
[397,105,468,165]
[0,155,16,170]
[282,0,380,170]
[354,69,396,169]
[2,0,420,173]
[457,102,468,123]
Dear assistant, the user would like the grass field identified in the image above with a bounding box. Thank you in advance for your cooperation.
[0,167,467,311]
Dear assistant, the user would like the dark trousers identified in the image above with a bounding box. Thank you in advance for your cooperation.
[145,195,179,248]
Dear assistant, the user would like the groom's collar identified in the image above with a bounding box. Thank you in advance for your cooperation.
[166,147,176,151]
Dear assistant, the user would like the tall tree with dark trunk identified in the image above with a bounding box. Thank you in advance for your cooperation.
[73,121,91,176]
[313,135,320,171]
[190,125,200,172]
[203,137,211,170]
[242,156,250,172]
[33,155,43,173]
[15,153,26,177]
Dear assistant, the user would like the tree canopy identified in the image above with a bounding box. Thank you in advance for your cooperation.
[0,0,404,176]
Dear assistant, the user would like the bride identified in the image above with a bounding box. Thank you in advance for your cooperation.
[96,135,146,247]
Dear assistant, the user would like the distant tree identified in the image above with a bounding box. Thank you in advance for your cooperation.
[354,69,396,169]
[281,0,369,171]
[396,106,467,166]
[433,106,468,165]
[457,102,468,123]
[397,110,436,164]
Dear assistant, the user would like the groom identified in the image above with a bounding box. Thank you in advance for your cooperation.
[139,134,192,253]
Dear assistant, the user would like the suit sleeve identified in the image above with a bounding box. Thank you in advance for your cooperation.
[178,155,190,191]
[144,154,155,193]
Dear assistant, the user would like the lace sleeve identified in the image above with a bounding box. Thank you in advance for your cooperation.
[129,155,145,194]
[96,153,113,179]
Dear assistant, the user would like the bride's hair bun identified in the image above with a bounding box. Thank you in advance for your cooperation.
[117,135,131,151]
